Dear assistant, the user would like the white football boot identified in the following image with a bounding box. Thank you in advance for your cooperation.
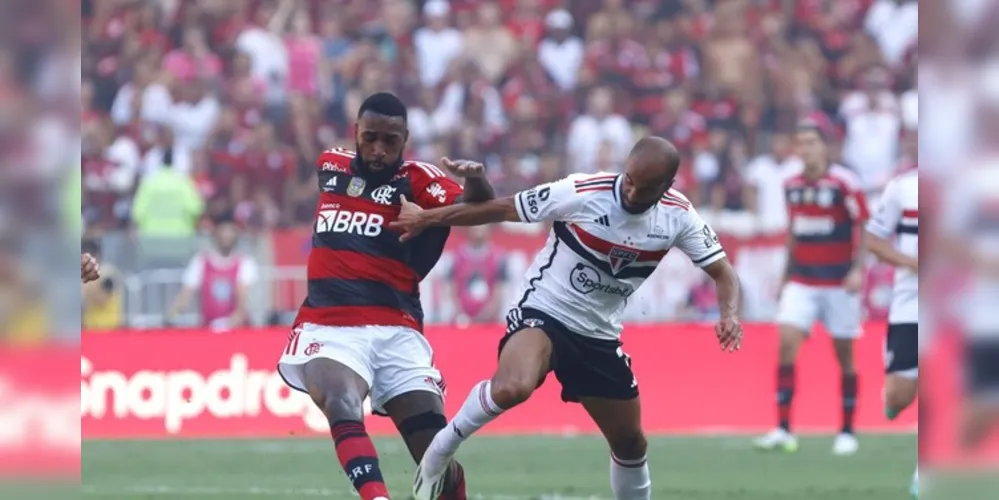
[831,433,859,456]
[753,428,799,452]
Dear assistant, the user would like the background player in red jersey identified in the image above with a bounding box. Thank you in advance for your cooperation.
[276,92,494,500]
[755,123,870,456]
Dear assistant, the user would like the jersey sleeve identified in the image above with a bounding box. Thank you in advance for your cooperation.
[675,207,727,268]
[839,169,871,221]
[408,161,464,209]
[513,176,585,223]
[866,178,902,239]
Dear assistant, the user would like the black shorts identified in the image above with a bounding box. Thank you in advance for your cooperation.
[965,339,999,397]
[884,323,919,376]
[500,307,638,403]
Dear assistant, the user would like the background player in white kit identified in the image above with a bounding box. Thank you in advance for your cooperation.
[865,169,919,497]
[391,137,743,500]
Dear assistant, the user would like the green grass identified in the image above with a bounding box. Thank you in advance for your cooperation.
[83,434,917,499]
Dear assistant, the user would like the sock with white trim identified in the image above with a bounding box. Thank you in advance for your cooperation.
[433,380,503,456]
[610,454,651,500]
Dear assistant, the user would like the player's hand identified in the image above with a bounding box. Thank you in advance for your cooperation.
[904,256,918,274]
[715,317,742,353]
[392,195,428,242]
[440,157,485,178]
[842,268,864,293]
[81,253,100,284]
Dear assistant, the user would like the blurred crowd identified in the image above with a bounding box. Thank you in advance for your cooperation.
[81,0,917,238]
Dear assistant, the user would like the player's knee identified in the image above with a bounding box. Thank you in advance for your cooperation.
[609,430,647,460]
[489,375,536,409]
[312,390,365,422]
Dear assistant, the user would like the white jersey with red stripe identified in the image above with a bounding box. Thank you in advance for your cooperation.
[866,170,918,324]
[511,173,727,341]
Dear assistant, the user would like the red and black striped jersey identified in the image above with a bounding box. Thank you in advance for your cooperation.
[294,148,463,331]
[785,165,869,286]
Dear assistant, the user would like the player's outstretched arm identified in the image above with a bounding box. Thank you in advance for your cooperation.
[392,196,519,242]
[702,257,743,352]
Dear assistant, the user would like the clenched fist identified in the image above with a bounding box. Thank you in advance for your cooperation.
[82,253,100,284]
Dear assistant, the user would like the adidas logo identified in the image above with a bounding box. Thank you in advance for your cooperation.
[594,215,610,226]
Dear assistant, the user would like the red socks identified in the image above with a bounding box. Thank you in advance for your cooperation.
[331,420,390,500]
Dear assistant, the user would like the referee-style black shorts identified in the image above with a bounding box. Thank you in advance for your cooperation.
[884,323,918,377]
[500,307,638,403]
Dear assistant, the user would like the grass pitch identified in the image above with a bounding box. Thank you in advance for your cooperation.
[83,434,916,499]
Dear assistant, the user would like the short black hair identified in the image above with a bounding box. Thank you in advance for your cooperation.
[357,92,408,121]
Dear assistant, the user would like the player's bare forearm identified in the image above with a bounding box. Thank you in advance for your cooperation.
[866,232,917,269]
[424,197,520,227]
[459,175,495,203]
[703,257,741,320]
[781,232,795,284]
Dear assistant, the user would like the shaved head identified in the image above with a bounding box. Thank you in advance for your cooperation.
[619,137,681,213]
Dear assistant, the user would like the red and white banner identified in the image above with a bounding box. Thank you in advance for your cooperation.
[0,348,79,477]
[83,325,924,435]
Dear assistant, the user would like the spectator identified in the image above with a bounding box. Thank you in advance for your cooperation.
[447,226,508,325]
[166,78,221,173]
[461,1,518,83]
[168,217,259,331]
[742,131,802,233]
[864,0,918,68]
[235,0,291,107]
[109,56,172,126]
[241,121,296,225]
[82,239,124,330]
[414,0,463,88]
[130,148,205,238]
[433,59,507,143]
[538,9,583,91]
[839,66,900,192]
[82,119,137,229]
[283,7,322,99]
[566,86,632,173]
[162,26,223,82]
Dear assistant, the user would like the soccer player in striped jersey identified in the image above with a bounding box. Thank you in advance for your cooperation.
[276,93,495,500]
[866,169,919,497]
[392,137,743,500]
[754,123,870,456]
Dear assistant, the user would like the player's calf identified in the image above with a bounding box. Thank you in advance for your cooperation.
[303,360,390,500]
[884,375,917,420]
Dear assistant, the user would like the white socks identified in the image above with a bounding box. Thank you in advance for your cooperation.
[610,454,651,500]
[424,380,504,477]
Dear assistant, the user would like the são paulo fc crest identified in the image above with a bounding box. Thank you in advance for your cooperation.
[608,247,638,275]
[347,177,366,197]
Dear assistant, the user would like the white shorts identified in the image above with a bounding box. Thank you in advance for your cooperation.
[776,281,862,339]
[277,323,445,415]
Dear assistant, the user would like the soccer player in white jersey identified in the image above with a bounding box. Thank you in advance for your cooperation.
[939,164,999,454]
[391,137,743,500]
[865,169,919,497]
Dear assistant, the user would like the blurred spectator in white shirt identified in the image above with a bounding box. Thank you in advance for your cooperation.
[235,0,290,106]
[864,0,918,68]
[166,79,220,174]
[538,9,583,91]
[110,57,172,126]
[414,0,463,88]
[839,67,900,192]
[742,131,802,233]
[566,86,632,173]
